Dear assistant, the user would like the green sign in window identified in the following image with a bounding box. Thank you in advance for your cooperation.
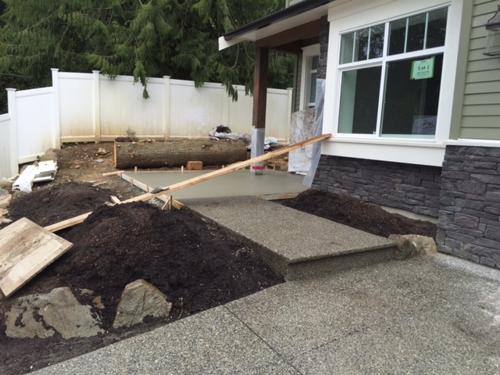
[411,57,435,80]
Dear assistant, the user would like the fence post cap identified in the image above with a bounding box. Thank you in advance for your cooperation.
[6,88,16,92]
[51,68,59,72]
[92,70,100,74]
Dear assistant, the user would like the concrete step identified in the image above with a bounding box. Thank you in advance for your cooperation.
[187,197,397,280]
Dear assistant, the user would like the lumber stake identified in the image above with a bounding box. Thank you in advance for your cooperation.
[44,134,331,233]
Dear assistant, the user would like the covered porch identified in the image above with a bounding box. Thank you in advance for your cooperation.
[219,0,331,173]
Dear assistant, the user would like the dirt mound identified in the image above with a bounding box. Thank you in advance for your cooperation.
[283,190,436,238]
[8,182,113,227]
[20,203,282,327]
[0,202,282,375]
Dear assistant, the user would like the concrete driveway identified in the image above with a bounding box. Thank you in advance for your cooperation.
[36,254,500,374]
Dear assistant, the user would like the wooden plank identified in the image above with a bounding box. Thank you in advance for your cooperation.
[102,171,124,177]
[44,134,332,233]
[0,218,72,297]
[110,195,122,204]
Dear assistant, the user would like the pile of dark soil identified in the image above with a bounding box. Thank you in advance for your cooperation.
[0,203,282,374]
[283,190,436,238]
[8,182,113,227]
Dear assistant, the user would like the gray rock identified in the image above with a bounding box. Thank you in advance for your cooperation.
[96,147,109,156]
[389,234,438,260]
[5,287,103,339]
[113,279,172,329]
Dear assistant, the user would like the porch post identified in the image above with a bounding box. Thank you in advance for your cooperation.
[251,46,269,174]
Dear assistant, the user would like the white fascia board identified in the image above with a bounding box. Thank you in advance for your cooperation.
[322,139,446,166]
[446,139,500,148]
[218,4,330,51]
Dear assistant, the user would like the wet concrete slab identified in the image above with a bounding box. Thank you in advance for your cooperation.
[188,197,396,279]
[121,170,306,201]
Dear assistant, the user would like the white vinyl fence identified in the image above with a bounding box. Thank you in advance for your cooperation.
[0,69,293,179]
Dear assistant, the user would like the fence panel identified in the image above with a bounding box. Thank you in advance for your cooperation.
[0,114,14,179]
[59,73,94,140]
[100,76,165,138]
[15,87,54,163]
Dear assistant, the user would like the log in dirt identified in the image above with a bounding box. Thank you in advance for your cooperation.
[113,139,248,169]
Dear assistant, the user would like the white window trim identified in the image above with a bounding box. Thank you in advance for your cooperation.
[300,44,320,110]
[322,0,465,166]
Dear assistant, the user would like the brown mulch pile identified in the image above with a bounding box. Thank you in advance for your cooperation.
[0,195,282,374]
[283,189,436,238]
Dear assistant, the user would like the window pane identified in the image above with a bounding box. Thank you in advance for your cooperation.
[407,13,426,52]
[309,72,317,105]
[427,8,447,48]
[339,66,382,134]
[340,32,354,64]
[389,18,406,55]
[311,56,319,70]
[369,24,385,59]
[354,28,369,61]
[381,54,443,137]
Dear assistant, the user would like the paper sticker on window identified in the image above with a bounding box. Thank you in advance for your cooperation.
[411,57,435,80]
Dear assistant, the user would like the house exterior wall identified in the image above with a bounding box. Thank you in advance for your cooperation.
[452,0,500,140]
[313,156,442,218]
[437,146,500,268]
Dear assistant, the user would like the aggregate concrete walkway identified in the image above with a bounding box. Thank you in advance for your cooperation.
[35,255,500,374]
[188,197,395,278]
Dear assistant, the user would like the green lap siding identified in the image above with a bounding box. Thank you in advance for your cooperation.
[452,0,500,140]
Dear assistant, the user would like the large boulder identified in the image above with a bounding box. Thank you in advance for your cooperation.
[389,234,437,259]
[5,287,103,339]
[113,279,172,329]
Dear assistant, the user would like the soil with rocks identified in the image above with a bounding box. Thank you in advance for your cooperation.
[0,202,282,375]
[283,190,437,238]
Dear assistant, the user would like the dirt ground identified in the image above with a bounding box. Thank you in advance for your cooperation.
[0,143,283,374]
[0,200,282,375]
[283,190,437,238]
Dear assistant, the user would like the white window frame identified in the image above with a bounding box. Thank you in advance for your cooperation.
[336,9,446,139]
[300,44,320,110]
[322,0,465,166]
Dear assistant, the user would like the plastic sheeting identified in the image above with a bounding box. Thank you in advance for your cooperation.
[288,79,325,187]
[304,78,325,187]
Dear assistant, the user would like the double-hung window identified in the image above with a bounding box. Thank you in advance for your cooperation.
[337,7,448,139]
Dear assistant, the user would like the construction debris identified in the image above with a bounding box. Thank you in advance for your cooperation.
[45,134,331,233]
[0,218,73,298]
[12,160,58,193]
[113,279,172,329]
[96,147,108,156]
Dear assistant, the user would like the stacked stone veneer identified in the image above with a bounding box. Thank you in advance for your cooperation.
[437,146,500,268]
[312,155,442,218]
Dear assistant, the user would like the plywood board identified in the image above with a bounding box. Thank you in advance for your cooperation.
[0,218,73,297]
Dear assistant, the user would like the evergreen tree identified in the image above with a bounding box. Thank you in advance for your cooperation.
[0,0,294,103]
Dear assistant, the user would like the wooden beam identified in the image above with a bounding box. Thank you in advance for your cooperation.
[44,134,332,233]
[253,47,269,130]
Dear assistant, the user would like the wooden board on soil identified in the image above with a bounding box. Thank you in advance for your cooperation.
[0,218,73,297]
